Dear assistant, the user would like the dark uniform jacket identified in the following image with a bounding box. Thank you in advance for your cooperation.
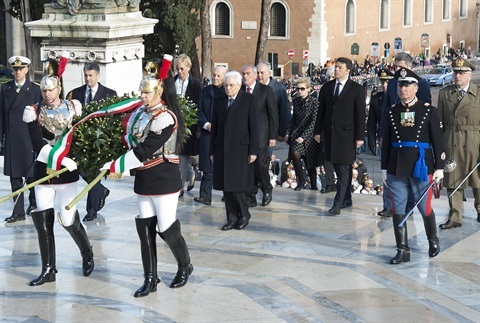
[314,79,366,165]
[381,100,445,178]
[69,83,117,104]
[26,101,79,184]
[175,75,202,156]
[210,91,260,192]
[0,79,42,177]
[132,121,182,195]
[367,91,385,150]
[267,77,291,138]
[243,82,277,148]
[197,84,224,173]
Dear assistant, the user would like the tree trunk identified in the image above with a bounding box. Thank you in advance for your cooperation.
[200,0,212,83]
[255,0,271,65]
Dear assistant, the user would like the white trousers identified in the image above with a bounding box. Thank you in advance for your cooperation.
[137,191,180,232]
[35,182,78,226]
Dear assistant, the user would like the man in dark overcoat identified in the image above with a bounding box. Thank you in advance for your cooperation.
[1,56,42,223]
[210,71,259,231]
[242,65,278,207]
[437,58,480,228]
[194,65,227,206]
[69,62,117,222]
[314,57,366,215]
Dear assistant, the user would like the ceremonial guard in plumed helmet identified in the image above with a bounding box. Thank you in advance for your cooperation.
[381,68,446,264]
[101,55,193,297]
[22,52,94,286]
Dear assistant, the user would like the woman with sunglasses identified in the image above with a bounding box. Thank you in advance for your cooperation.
[285,78,321,191]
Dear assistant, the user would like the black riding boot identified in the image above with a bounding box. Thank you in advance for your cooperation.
[423,211,440,257]
[159,219,193,288]
[390,214,410,264]
[63,211,94,276]
[134,216,161,297]
[30,208,57,286]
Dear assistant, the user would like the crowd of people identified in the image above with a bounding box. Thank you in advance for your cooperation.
[0,49,478,296]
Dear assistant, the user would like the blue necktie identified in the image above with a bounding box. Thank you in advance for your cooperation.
[228,98,234,109]
[86,89,93,104]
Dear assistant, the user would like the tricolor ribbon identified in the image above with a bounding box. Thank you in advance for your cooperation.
[47,98,142,171]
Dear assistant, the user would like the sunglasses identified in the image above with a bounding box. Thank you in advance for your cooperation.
[297,87,308,91]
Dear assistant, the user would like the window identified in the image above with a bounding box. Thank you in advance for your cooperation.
[424,0,432,23]
[459,0,467,18]
[403,0,412,26]
[380,0,389,29]
[270,2,286,37]
[442,0,450,20]
[345,0,355,34]
[214,2,230,36]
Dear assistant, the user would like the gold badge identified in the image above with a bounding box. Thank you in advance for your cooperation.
[400,69,407,79]
[12,57,22,67]
[455,58,464,67]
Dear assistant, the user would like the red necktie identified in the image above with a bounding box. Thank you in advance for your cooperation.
[247,87,252,94]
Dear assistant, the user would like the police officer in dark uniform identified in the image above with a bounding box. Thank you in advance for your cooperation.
[381,68,446,264]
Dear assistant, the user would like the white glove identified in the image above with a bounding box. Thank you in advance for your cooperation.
[61,157,77,172]
[433,169,444,182]
[37,145,52,164]
[23,105,37,123]
[382,170,388,185]
[101,161,113,171]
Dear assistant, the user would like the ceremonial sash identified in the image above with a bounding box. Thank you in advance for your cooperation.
[391,141,431,182]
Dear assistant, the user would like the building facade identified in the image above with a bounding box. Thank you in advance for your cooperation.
[205,0,479,78]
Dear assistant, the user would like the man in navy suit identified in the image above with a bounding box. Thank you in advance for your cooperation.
[1,55,42,223]
[69,62,117,221]
[242,65,278,207]
[210,71,259,230]
[314,57,366,215]
[194,65,227,205]
[377,52,431,217]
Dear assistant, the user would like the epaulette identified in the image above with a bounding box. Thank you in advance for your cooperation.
[424,103,430,106]
[33,81,41,86]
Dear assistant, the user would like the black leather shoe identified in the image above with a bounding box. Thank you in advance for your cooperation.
[5,214,26,223]
[390,249,410,264]
[26,205,36,215]
[30,266,57,286]
[170,264,193,288]
[294,186,302,191]
[262,192,272,206]
[82,212,97,222]
[134,275,161,297]
[236,217,249,230]
[194,197,211,205]
[428,237,440,258]
[97,188,110,211]
[221,222,237,231]
[439,219,462,229]
[179,190,184,198]
[186,184,194,191]
[377,208,393,217]
[320,187,330,193]
[341,200,352,208]
[221,196,225,202]
[328,206,341,215]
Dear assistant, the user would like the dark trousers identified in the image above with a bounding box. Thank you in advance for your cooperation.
[10,176,35,215]
[81,173,106,214]
[199,171,213,201]
[324,160,335,186]
[253,146,273,194]
[333,163,352,207]
[224,191,251,223]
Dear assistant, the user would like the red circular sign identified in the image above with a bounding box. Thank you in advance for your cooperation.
[303,50,309,59]
[287,49,294,59]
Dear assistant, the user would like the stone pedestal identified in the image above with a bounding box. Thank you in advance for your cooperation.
[25,4,158,97]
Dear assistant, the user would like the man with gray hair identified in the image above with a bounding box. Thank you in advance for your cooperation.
[69,62,117,222]
[256,61,290,141]
[210,70,259,230]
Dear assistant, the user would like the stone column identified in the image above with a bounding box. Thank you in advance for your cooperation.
[25,2,157,97]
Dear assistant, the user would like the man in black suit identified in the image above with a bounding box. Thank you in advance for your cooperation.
[242,65,278,207]
[256,61,291,141]
[314,57,366,215]
[210,70,259,230]
[194,65,227,206]
[1,55,42,223]
[69,62,117,222]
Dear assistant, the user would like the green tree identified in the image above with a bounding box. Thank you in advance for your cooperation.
[141,0,202,78]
